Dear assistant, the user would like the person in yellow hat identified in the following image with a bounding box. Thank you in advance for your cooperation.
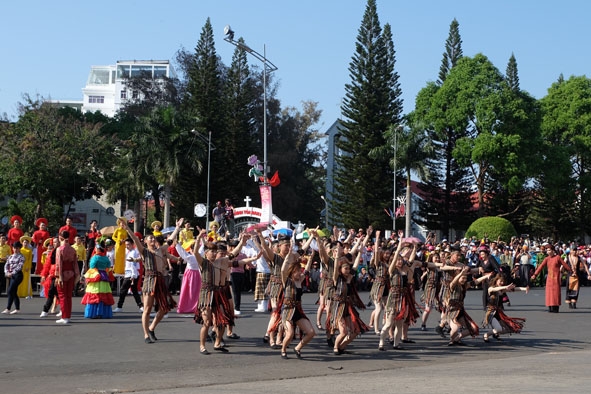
[111,218,128,276]
[151,221,163,237]
[207,221,223,242]
[17,236,33,298]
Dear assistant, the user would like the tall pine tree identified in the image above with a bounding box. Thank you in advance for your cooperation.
[416,18,474,239]
[506,53,519,91]
[184,18,230,204]
[438,18,463,86]
[335,0,403,229]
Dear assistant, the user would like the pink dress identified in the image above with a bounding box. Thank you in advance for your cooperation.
[174,244,202,313]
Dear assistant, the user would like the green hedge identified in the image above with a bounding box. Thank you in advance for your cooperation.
[465,216,517,243]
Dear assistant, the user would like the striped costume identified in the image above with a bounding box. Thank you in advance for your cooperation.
[265,254,284,302]
[194,258,234,327]
[142,249,176,314]
[369,261,390,302]
[326,275,369,334]
[446,282,479,337]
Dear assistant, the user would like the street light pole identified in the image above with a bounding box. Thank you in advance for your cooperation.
[224,25,277,182]
[321,195,329,228]
[191,129,216,230]
[392,127,398,231]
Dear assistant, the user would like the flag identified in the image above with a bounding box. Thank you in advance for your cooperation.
[395,204,406,218]
[269,171,280,187]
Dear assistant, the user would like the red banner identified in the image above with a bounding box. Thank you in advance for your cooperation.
[259,184,273,225]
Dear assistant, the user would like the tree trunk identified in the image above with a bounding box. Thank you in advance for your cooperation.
[163,184,171,228]
[134,200,141,233]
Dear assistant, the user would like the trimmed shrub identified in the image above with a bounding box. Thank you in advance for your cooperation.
[465,216,517,243]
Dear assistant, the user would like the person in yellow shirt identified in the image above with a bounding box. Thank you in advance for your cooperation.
[151,221,163,237]
[111,218,128,276]
[179,221,194,248]
[72,236,87,275]
[0,235,12,296]
[207,221,223,242]
[17,236,33,298]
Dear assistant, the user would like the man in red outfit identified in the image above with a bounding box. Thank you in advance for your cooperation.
[59,217,77,245]
[55,231,80,324]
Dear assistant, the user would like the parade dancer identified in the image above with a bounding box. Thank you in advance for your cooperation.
[275,246,315,359]
[193,228,247,354]
[123,222,176,343]
[483,273,528,342]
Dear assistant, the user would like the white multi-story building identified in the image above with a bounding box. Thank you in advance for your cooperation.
[45,60,176,232]
[81,60,176,117]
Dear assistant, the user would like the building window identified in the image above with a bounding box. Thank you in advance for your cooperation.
[131,65,153,78]
[117,65,130,79]
[154,66,167,78]
[88,95,104,104]
[120,90,127,99]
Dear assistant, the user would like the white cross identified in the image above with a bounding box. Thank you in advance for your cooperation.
[244,196,252,208]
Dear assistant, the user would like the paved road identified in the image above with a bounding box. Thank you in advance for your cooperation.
[1,287,591,393]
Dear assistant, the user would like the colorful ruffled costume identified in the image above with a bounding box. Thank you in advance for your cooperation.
[81,253,115,318]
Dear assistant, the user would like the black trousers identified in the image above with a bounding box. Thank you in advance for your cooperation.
[117,277,143,308]
[43,282,59,312]
[230,272,245,311]
[168,263,181,294]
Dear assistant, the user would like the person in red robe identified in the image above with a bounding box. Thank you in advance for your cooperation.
[32,218,50,275]
[58,217,77,245]
[7,215,24,248]
[532,244,572,313]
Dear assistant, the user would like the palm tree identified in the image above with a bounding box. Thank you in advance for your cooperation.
[131,106,204,227]
[370,121,434,235]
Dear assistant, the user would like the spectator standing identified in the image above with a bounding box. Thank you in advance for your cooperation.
[58,217,77,245]
[113,239,143,313]
[0,235,11,295]
[72,236,87,276]
[2,241,25,314]
[32,218,50,275]
[85,220,101,273]
[17,236,33,299]
[6,215,24,248]
[223,198,235,237]
[212,201,225,231]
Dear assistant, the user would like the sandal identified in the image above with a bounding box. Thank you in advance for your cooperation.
[493,333,502,341]
[378,346,386,351]
[294,347,302,359]
[227,333,240,339]
[483,333,490,343]
[263,334,270,343]
[200,348,210,355]
[281,352,288,359]
[213,346,229,353]
[316,323,324,330]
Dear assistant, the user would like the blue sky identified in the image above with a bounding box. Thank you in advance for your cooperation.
[2,0,590,132]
